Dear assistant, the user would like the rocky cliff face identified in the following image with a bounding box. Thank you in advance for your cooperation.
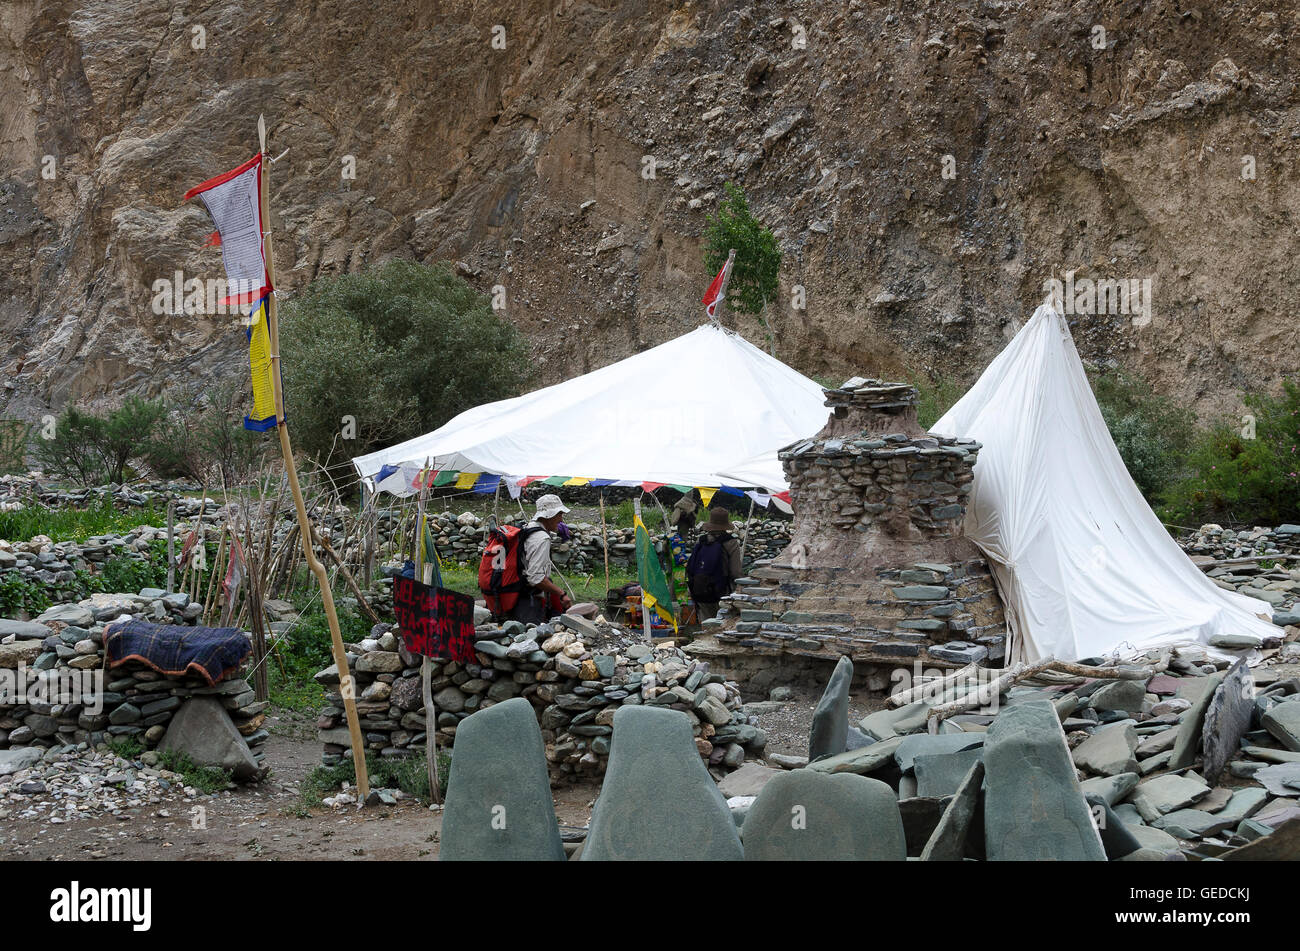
[2,0,1298,423]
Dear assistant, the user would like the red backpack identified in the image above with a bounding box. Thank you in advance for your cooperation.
[478,524,545,619]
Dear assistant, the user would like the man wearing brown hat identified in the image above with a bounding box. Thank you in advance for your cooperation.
[685,507,744,621]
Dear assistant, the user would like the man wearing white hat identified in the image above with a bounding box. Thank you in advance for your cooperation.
[513,493,572,623]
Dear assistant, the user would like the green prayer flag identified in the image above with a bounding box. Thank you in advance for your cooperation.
[635,514,676,632]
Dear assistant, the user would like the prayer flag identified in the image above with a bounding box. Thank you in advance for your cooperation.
[183,153,271,308]
[702,255,733,319]
[243,297,278,431]
[634,513,677,632]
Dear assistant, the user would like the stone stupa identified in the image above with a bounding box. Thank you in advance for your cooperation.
[689,378,1008,693]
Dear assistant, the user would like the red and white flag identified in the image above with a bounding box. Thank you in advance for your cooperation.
[183,153,271,308]
[702,256,733,319]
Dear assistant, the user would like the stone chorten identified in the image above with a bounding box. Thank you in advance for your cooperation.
[708,378,1008,672]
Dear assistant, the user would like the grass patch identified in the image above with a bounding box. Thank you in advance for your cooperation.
[157,749,233,794]
[105,737,144,759]
[299,749,452,810]
[0,497,167,544]
[267,604,370,712]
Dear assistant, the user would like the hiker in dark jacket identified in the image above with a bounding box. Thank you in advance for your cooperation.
[686,507,743,621]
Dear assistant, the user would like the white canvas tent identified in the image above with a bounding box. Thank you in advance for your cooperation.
[352,324,828,496]
[931,302,1278,663]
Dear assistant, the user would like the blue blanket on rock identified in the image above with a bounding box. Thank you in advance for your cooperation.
[104,620,251,685]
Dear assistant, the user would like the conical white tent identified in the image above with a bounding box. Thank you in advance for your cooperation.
[931,302,1278,663]
[353,324,828,496]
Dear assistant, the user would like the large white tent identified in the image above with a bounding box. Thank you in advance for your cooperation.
[352,324,828,497]
[931,301,1279,663]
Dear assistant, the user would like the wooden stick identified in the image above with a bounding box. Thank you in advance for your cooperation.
[598,490,611,598]
[925,656,1058,733]
[165,498,176,594]
[258,115,369,801]
[422,656,441,804]
[888,662,979,708]
[313,527,380,625]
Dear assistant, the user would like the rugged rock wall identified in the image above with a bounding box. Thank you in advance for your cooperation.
[3,0,1299,421]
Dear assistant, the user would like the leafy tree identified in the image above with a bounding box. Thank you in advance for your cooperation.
[703,183,781,345]
[279,259,530,469]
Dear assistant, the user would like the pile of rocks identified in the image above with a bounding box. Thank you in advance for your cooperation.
[314,612,767,784]
[0,593,267,777]
[1181,524,1300,628]
[0,474,205,514]
[749,642,1300,859]
[0,743,219,825]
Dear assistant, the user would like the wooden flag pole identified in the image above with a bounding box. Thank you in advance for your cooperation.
[256,115,370,801]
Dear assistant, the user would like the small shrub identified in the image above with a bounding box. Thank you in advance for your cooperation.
[157,749,233,794]
[28,397,168,485]
[1160,379,1300,527]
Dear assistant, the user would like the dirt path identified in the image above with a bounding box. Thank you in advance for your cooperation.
[2,711,599,861]
[3,686,846,861]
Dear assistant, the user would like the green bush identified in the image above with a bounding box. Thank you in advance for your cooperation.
[1090,370,1195,503]
[1160,380,1300,527]
[910,373,965,431]
[29,396,168,485]
[279,259,529,469]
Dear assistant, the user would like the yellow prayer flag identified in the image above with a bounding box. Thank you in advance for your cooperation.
[454,471,479,489]
[697,486,717,507]
[244,299,277,431]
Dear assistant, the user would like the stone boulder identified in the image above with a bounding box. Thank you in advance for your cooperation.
[582,705,742,860]
[158,697,259,782]
[440,698,565,861]
[741,769,906,861]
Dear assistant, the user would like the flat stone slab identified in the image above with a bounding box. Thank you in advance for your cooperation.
[914,747,985,798]
[1221,817,1300,861]
[741,770,906,861]
[0,619,51,640]
[921,760,984,861]
[582,705,742,860]
[1201,659,1255,784]
[1255,762,1300,797]
[1262,699,1300,752]
[1089,679,1147,714]
[718,763,782,799]
[1169,671,1226,770]
[441,697,565,861]
[1153,808,1238,839]
[1131,774,1210,822]
[983,700,1105,861]
[1072,721,1139,776]
[859,700,933,740]
[809,655,852,762]
[1083,794,1143,860]
[35,603,95,627]
[894,733,984,773]
[807,735,904,776]
[1079,771,1139,807]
